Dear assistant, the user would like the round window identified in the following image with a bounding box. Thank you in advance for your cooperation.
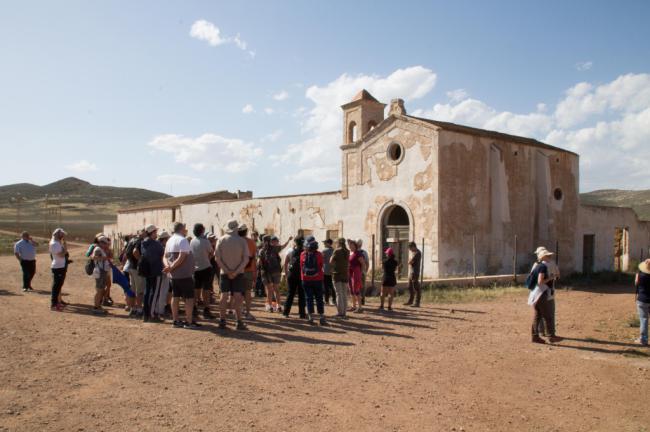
[554,188,563,200]
[387,142,404,163]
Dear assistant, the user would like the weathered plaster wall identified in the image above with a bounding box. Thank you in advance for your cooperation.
[578,205,650,272]
[342,117,439,277]
[437,130,580,276]
[114,208,176,235]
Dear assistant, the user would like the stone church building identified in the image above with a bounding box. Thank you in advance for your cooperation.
[105,90,650,279]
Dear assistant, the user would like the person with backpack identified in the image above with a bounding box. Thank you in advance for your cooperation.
[125,229,146,316]
[322,238,336,306]
[380,247,398,311]
[330,238,350,318]
[91,236,111,315]
[283,236,306,319]
[301,236,327,325]
[527,248,562,344]
[140,225,165,322]
[260,235,292,312]
[404,242,422,307]
[533,246,560,337]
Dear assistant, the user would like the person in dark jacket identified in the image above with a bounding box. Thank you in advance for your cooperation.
[380,248,398,311]
[283,236,306,319]
[140,224,165,322]
[634,260,650,346]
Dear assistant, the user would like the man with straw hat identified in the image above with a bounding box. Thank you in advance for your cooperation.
[527,248,562,344]
[634,259,650,346]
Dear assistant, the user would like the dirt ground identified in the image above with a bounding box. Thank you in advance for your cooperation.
[1,247,649,432]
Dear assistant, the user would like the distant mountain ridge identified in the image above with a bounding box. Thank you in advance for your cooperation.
[0,177,170,204]
[580,189,650,221]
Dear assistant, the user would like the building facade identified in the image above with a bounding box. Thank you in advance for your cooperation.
[105,90,650,278]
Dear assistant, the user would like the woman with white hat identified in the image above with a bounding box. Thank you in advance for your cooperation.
[49,228,67,311]
[634,260,650,346]
[527,248,562,344]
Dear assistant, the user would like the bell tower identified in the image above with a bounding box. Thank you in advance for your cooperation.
[340,89,386,145]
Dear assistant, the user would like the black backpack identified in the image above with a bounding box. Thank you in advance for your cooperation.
[302,251,319,278]
[287,248,302,280]
[84,258,95,276]
[525,263,540,290]
[125,239,139,265]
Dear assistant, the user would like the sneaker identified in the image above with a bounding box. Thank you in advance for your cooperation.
[22,287,28,292]
[634,338,649,346]
[218,319,227,329]
[548,336,564,343]
[203,308,215,319]
[236,320,248,331]
[184,322,200,329]
[307,315,315,324]
[124,305,131,312]
[319,316,328,326]
[128,309,138,318]
[191,321,202,327]
[172,320,184,328]
[244,312,256,321]
[265,304,273,312]
[50,304,63,312]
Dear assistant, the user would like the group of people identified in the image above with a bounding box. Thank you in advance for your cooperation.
[15,220,423,331]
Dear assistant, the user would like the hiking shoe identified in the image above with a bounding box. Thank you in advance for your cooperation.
[218,319,227,329]
[23,287,28,292]
[203,308,215,319]
[236,320,248,331]
[244,312,256,321]
[307,315,315,324]
[172,320,184,328]
[184,322,200,330]
[548,336,564,343]
[532,335,547,344]
[319,316,328,326]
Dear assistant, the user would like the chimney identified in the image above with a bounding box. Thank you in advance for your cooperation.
[389,99,406,116]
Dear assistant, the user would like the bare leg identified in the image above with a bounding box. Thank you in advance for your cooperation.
[244,288,252,315]
[94,288,105,308]
[233,293,244,321]
[184,298,194,323]
[380,286,386,308]
[387,288,394,309]
[219,292,229,320]
[171,297,181,322]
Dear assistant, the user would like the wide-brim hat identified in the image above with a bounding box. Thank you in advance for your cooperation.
[536,248,554,260]
[639,260,650,274]
[52,228,66,237]
[158,230,171,240]
[145,224,158,234]
[225,219,239,234]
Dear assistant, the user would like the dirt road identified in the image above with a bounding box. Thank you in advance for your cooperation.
[1,248,648,431]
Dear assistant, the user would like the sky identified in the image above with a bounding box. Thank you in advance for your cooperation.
[1,0,649,197]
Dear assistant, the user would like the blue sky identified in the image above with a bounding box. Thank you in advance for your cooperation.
[1,0,649,196]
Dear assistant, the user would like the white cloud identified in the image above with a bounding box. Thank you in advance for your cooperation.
[156,174,201,186]
[447,88,468,102]
[65,160,97,173]
[575,61,593,71]
[264,107,274,115]
[242,104,254,114]
[149,133,263,173]
[273,90,289,101]
[411,73,650,191]
[261,129,283,143]
[272,66,437,182]
[189,20,254,57]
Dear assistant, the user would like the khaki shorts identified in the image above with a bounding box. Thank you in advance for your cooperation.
[129,269,146,296]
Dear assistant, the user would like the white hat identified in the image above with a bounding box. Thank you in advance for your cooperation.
[225,219,239,234]
[98,235,109,244]
[145,224,158,234]
[639,259,650,274]
[207,232,217,240]
[52,228,66,237]
[536,248,554,260]
[158,230,170,240]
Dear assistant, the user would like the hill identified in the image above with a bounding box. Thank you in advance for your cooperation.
[0,177,170,240]
[580,189,650,221]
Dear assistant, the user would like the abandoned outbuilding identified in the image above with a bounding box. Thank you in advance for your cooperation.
[104,90,650,279]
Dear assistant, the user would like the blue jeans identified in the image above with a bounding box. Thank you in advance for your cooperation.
[303,280,325,316]
[637,301,649,344]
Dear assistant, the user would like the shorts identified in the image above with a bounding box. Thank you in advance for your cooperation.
[382,277,397,288]
[262,272,281,285]
[220,273,246,294]
[194,267,213,291]
[170,278,195,299]
[128,268,146,297]
[243,271,254,291]
[95,270,107,289]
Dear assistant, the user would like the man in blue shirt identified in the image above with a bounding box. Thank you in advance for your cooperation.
[14,231,38,292]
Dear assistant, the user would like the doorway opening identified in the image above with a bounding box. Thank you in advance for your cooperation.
[381,205,410,279]
[583,234,595,273]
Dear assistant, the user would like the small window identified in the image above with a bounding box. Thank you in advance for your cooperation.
[387,142,404,163]
[348,121,358,144]
[554,188,563,200]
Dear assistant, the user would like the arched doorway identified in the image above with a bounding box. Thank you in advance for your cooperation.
[381,205,410,279]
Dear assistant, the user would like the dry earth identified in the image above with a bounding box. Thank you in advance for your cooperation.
[1,247,649,432]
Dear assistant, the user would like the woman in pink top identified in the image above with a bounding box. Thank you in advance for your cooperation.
[348,239,366,313]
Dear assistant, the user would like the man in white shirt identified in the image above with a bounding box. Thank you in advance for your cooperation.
[14,231,38,292]
[49,228,67,311]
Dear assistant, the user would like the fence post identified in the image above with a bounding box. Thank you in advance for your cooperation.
[420,237,425,289]
[371,234,376,293]
[472,234,477,287]
[513,234,518,284]
[555,240,560,267]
